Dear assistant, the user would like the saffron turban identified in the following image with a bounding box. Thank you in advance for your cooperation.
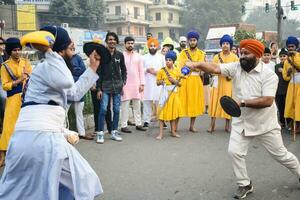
[286,36,299,48]
[147,37,159,48]
[220,34,233,48]
[187,31,199,40]
[165,50,177,62]
[240,39,265,58]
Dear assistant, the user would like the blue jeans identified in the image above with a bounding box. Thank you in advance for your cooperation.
[98,92,121,131]
[59,183,74,200]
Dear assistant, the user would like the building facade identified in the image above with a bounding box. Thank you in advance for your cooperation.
[148,0,183,41]
[104,0,184,43]
[104,0,152,44]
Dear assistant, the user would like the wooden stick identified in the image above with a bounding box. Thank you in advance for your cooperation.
[293,74,296,141]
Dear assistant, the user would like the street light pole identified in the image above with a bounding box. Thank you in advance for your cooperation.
[0,20,5,38]
[277,0,282,48]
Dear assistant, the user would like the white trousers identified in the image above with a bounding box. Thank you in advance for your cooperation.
[143,100,157,124]
[228,129,300,187]
[66,102,85,136]
[121,99,142,128]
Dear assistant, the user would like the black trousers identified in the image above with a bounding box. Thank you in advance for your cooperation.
[275,94,290,126]
[91,90,112,132]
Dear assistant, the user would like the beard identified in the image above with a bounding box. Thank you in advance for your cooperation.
[126,46,133,52]
[240,57,257,73]
[149,48,157,55]
[180,43,186,48]
[63,56,73,72]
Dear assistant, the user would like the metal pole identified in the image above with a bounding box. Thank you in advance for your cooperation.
[277,0,282,48]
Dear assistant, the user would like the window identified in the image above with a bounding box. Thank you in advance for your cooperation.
[115,6,121,15]
[168,12,173,23]
[116,27,122,35]
[134,26,139,35]
[134,7,140,19]
[167,0,175,5]
[139,27,143,36]
[158,32,163,40]
[155,13,161,21]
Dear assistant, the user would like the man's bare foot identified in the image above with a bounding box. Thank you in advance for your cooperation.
[189,128,198,133]
[225,127,231,133]
[156,135,163,140]
[207,127,214,133]
[171,133,181,138]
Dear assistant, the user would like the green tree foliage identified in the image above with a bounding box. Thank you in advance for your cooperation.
[245,7,300,44]
[48,0,105,29]
[234,29,256,43]
[234,29,266,45]
[181,0,246,42]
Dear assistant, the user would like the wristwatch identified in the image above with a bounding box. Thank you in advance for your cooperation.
[240,99,246,107]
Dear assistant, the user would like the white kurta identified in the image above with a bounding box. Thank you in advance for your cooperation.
[262,61,276,72]
[0,51,102,199]
[143,53,165,101]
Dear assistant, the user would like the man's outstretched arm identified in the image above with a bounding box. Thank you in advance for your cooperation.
[186,61,221,74]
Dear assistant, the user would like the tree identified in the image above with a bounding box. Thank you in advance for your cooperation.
[181,0,246,42]
[76,0,106,29]
[245,7,300,45]
[48,0,80,27]
[48,0,105,29]
[234,29,266,45]
[234,29,256,44]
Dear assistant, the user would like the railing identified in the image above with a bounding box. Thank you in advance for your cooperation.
[105,14,149,23]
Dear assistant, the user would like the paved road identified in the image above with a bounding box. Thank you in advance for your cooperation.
[1,115,300,200]
[78,115,300,200]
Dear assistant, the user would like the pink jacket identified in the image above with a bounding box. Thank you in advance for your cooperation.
[122,51,145,101]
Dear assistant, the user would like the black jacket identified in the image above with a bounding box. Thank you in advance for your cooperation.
[275,62,289,96]
[97,50,127,94]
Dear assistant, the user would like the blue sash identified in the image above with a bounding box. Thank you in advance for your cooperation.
[2,63,23,97]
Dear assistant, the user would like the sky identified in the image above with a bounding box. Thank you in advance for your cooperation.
[245,0,300,21]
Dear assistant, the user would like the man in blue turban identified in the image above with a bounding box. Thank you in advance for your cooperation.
[286,36,299,52]
[207,34,239,133]
[177,30,206,133]
[187,31,200,41]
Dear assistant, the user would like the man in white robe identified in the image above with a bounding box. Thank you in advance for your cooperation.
[143,38,165,128]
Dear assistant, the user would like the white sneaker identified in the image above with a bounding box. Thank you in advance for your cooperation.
[111,130,122,142]
[96,131,104,144]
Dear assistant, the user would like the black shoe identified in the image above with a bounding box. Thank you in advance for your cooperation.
[233,182,253,199]
[143,122,149,128]
[121,127,132,133]
[136,125,147,131]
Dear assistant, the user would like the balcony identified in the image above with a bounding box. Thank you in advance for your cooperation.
[105,0,153,4]
[149,3,183,11]
[105,14,151,25]
[149,20,183,28]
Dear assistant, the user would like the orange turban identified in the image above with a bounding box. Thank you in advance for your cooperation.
[147,37,159,48]
[240,39,265,58]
